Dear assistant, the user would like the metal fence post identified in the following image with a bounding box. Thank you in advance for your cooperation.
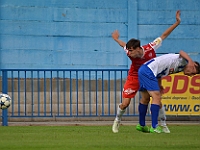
[2,71,8,126]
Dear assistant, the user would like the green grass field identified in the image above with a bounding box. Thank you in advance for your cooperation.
[0,125,199,150]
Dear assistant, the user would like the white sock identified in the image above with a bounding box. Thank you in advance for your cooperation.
[115,104,126,121]
[159,106,167,126]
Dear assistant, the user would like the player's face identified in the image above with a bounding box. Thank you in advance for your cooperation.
[127,47,140,58]
[183,65,197,76]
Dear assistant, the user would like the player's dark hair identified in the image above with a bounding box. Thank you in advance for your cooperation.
[126,38,140,49]
[194,61,200,74]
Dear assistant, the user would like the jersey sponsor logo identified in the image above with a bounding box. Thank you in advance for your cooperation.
[148,53,152,57]
[123,88,136,95]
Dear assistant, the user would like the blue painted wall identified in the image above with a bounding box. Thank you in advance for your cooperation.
[0,0,199,69]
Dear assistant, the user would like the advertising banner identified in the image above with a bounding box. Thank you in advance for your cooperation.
[161,72,200,115]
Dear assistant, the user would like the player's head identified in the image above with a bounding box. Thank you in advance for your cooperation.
[126,38,141,58]
[126,38,140,49]
[183,61,200,76]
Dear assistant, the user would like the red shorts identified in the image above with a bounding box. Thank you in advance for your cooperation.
[122,75,139,98]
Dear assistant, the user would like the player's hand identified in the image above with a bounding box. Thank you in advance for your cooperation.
[176,10,181,23]
[187,61,198,72]
[112,30,120,40]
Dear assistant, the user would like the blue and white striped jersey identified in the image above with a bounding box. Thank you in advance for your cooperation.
[144,54,187,78]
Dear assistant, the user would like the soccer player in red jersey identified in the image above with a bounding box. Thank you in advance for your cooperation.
[112,10,181,133]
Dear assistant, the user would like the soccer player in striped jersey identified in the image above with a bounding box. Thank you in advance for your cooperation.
[138,51,200,133]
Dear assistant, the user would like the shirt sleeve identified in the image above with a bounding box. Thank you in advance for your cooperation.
[149,37,162,51]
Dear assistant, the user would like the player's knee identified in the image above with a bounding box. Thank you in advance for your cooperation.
[140,97,150,105]
[152,97,162,105]
[120,103,129,110]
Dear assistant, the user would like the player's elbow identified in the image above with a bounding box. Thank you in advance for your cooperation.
[160,34,167,41]
[179,50,185,55]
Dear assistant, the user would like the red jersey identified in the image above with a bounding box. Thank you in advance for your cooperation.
[124,37,162,76]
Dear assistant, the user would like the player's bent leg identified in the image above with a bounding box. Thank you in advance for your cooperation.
[149,91,162,133]
[150,104,164,133]
[159,104,170,133]
[112,99,130,133]
[159,105,167,126]
[137,91,150,133]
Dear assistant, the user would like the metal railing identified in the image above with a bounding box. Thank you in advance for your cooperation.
[1,69,140,126]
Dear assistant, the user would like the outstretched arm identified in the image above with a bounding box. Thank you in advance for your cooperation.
[112,30,126,48]
[160,10,181,40]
